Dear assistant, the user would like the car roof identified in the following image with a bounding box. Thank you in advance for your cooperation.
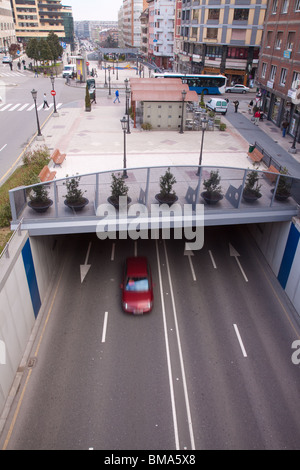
[126,257,148,277]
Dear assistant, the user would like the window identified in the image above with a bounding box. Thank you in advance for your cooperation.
[275,32,283,49]
[266,31,273,47]
[231,29,246,41]
[280,68,287,86]
[270,65,277,82]
[287,32,295,50]
[206,28,218,39]
[262,63,267,78]
[233,9,249,21]
[192,9,199,21]
[191,27,197,39]
[295,0,300,11]
[282,0,289,12]
[208,9,220,20]
[272,0,278,13]
[292,71,300,88]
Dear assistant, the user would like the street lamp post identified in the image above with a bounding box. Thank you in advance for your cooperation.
[108,66,111,96]
[179,89,187,134]
[50,74,58,116]
[31,89,43,140]
[126,88,131,134]
[124,78,129,114]
[104,62,107,87]
[121,116,128,178]
[196,117,208,176]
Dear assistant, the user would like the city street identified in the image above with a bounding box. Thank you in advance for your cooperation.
[1,226,300,450]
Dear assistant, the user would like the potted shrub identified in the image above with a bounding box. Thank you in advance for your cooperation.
[28,183,53,213]
[155,167,178,206]
[201,169,223,204]
[273,167,292,201]
[85,84,91,112]
[108,172,131,209]
[242,169,262,202]
[64,175,89,211]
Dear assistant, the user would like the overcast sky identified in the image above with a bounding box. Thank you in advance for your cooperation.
[67,0,123,21]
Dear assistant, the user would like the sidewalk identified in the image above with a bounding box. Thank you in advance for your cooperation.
[30,66,300,180]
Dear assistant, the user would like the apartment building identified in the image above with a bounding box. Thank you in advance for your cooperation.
[178,0,267,85]
[123,0,145,48]
[257,0,300,140]
[10,0,66,42]
[0,0,16,51]
[147,0,175,69]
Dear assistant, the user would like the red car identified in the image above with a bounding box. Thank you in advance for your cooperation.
[121,257,153,314]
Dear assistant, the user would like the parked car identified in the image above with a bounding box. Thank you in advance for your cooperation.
[2,56,12,64]
[121,257,153,314]
[206,98,228,115]
[225,84,249,94]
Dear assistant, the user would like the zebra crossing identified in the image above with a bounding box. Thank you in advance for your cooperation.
[0,102,63,112]
[0,70,29,78]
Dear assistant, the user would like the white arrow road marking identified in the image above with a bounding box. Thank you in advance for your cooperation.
[80,241,92,283]
[184,247,196,281]
[229,243,248,282]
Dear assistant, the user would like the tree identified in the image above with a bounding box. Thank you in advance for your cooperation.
[47,32,63,65]
[8,44,19,59]
[26,38,40,64]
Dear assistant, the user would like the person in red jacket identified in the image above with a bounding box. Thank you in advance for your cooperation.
[254,109,260,126]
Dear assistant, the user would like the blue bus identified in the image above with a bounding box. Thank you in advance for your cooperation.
[153,73,227,95]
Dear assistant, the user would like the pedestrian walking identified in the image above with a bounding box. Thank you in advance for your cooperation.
[43,93,49,109]
[233,100,239,112]
[281,120,289,137]
[113,89,120,103]
[34,68,38,78]
[9,62,12,71]
[254,109,260,125]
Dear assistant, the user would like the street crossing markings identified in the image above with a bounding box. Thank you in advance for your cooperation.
[0,102,63,112]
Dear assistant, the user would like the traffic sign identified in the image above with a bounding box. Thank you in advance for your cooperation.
[86,62,89,66]
[51,90,56,96]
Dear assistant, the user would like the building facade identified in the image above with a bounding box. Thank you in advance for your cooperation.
[257,0,300,140]
[178,0,267,85]
[147,0,175,69]
[10,0,66,43]
[123,0,144,48]
[0,0,16,51]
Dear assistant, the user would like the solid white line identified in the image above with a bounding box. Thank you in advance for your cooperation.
[187,255,196,281]
[209,250,217,269]
[111,242,115,261]
[155,240,180,450]
[233,324,247,358]
[101,311,108,343]
[163,240,196,450]
[0,144,7,153]
[235,257,248,282]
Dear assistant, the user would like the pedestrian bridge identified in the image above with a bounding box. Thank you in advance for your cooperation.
[9,165,300,237]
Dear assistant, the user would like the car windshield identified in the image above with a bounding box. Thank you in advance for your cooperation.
[125,277,149,292]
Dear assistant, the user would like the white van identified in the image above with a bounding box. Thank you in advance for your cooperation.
[206,98,228,115]
[62,64,76,78]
